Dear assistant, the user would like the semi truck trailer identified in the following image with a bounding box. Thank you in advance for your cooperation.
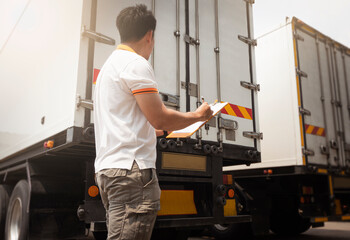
[0,0,260,239]
[213,17,350,239]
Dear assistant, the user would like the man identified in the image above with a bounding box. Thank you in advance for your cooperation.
[94,4,213,240]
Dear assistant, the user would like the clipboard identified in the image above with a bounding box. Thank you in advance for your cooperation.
[166,101,228,138]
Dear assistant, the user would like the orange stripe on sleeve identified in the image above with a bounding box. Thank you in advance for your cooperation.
[132,88,158,95]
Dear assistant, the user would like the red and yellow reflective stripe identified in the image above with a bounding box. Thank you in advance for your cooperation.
[132,88,158,95]
[93,68,100,84]
[221,103,252,120]
[305,124,326,137]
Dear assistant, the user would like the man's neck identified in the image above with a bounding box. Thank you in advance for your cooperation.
[121,42,148,60]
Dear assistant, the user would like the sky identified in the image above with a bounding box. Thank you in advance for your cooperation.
[253,0,350,47]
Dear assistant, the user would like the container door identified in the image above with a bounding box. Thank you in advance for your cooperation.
[90,0,259,151]
[177,0,259,149]
[295,22,348,168]
[343,52,350,169]
[334,48,350,169]
[294,27,330,166]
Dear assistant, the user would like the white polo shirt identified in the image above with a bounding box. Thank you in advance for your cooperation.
[94,45,158,172]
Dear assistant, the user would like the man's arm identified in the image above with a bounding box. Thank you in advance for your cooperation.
[135,93,212,131]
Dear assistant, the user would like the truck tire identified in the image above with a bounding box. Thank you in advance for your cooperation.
[270,213,311,235]
[0,185,11,240]
[5,180,30,240]
[211,223,252,240]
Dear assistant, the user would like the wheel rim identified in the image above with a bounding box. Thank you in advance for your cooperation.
[214,224,229,231]
[8,197,22,240]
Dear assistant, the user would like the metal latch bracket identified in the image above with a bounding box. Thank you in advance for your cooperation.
[241,81,260,91]
[219,118,239,141]
[303,148,315,156]
[243,131,263,140]
[181,81,198,97]
[77,95,93,110]
[238,35,257,46]
[184,35,200,46]
[299,107,311,116]
[219,117,239,130]
[82,26,115,46]
[294,32,304,41]
[296,68,308,78]
[159,92,180,108]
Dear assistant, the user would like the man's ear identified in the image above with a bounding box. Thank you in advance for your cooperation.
[145,30,153,43]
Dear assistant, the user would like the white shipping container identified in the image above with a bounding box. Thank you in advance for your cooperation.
[0,0,260,162]
[227,17,350,171]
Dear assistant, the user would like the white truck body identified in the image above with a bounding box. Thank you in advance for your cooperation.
[0,0,260,162]
[226,17,350,171]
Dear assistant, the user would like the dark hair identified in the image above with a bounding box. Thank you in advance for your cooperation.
[116,4,156,42]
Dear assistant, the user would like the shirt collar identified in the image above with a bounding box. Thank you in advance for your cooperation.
[116,44,136,53]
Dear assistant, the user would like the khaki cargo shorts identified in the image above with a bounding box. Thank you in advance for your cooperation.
[96,161,161,240]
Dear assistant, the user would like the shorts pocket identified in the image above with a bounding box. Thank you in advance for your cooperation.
[142,170,161,202]
[121,201,159,240]
[142,169,156,188]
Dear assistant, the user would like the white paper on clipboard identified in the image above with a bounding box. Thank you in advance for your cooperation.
[166,102,228,138]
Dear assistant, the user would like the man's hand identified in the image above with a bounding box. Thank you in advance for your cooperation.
[194,102,213,121]
[155,129,165,137]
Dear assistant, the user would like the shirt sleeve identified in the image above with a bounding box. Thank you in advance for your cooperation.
[120,58,158,96]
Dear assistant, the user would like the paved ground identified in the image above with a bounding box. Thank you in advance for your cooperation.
[85,222,350,239]
[190,222,350,240]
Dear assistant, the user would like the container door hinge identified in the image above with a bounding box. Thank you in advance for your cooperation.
[294,32,304,41]
[243,0,255,4]
[240,81,260,91]
[303,148,315,156]
[82,26,115,46]
[330,99,342,107]
[335,101,342,107]
[219,117,239,141]
[320,145,330,155]
[238,35,257,46]
[159,92,180,108]
[181,82,198,97]
[243,131,263,140]
[296,68,308,78]
[77,95,93,110]
[299,107,311,116]
[184,35,200,46]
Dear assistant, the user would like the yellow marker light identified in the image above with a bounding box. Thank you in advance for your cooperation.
[314,217,328,223]
[88,185,99,197]
[228,189,235,198]
[47,141,54,148]
[44,140,54,149]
